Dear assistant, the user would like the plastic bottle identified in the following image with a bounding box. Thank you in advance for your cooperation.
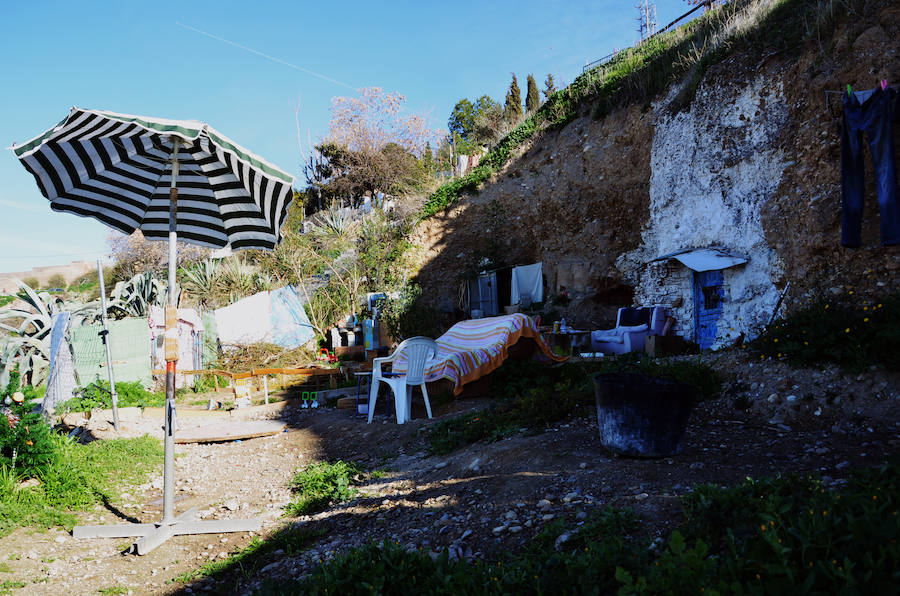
[560,318,567,333]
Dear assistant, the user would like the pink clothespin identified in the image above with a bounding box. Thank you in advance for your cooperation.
[881,80,888,91]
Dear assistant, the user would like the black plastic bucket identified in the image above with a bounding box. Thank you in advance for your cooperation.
[593,372,696,458]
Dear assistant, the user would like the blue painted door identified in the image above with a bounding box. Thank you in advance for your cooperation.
[693,270,724,350]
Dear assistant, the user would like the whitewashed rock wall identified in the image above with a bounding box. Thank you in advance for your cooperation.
[618,75,789,348]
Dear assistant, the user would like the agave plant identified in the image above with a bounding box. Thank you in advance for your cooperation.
[0,280,104,388]
[0,281,62,342]
[182,259,222,304]
[220,257,257,298]
[106,271,176,318]
[307,205,359,242]
[0,281,65,387]
[254,271,275,292]
[0,336,49,388]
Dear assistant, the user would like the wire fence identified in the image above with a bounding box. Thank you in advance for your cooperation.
[582,1,715,73]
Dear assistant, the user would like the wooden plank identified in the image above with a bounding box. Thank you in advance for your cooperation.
[173,420,287,444]
[151,369,232,377]
[282,367,338,376]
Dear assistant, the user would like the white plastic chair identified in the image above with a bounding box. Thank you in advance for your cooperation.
[368,336,438,424]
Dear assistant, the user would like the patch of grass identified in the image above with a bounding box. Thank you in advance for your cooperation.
[285,461,364,516]
[426,357,720,455]
[173,526,326,585]
[750,291,899,371]
[0,580,26,593]
[0,296,14,308]
[253,462,900,595]
[0,563,9,573]
[96,587,127,595]
[0,435,162,537]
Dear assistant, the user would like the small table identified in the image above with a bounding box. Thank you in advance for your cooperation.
[354,372,372,416]
[549,330,592,356]
[355,370,401,417]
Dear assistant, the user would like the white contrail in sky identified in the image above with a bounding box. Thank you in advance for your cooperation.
[0,197,47,214]
[176,22,357,91]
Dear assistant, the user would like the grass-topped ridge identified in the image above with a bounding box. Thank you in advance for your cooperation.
[419,0,856,220]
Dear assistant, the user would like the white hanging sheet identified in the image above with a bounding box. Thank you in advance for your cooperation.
[510,262,544,305]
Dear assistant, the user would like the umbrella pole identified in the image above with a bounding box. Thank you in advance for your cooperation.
[161,138,181,525]
[71,136,260,555]
[96,261,120,432]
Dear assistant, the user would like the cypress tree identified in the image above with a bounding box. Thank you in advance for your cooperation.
[543,73,557,100]
[504,73,523,123]
[526,74,540,113]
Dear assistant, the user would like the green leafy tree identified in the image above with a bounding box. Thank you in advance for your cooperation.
[504,74,523,123]
[526,74,540,113]
[543,73,557,100]
[471,100,506,148]
[421,142,436,176]
[449,95,502,153]
[448,99,476,143]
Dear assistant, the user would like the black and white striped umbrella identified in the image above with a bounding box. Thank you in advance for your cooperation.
[11,107,294,250]
[9,108,295,550]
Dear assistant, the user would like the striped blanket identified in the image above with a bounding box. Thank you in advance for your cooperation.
[393,313,566,395]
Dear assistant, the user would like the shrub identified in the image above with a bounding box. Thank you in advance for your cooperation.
[750,292,899,371]
[59,380,164,413]
[45,273,66,290]
[377,283,442,341]
[0,371,57,478]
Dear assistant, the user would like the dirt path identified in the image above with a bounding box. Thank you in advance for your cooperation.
[0,351,897,595]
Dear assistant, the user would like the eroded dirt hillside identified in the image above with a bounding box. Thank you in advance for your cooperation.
[412,104,654,329]
[412,0,900,331]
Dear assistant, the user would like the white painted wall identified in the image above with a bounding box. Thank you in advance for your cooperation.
[618,75,788,349]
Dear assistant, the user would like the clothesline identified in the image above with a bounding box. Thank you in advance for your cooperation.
[823,82,895,112]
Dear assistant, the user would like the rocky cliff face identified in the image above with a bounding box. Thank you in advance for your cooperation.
[618,70,790,347]
[412,0,899,347]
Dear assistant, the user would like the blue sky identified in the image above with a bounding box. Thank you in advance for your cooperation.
[0,0,693,275]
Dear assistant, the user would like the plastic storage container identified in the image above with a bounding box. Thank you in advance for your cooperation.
[593,372,695,458]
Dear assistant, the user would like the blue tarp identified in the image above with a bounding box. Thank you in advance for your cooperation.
[269,285,315,348]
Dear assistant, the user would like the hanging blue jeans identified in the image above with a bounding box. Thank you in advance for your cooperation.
[841,86,899,247]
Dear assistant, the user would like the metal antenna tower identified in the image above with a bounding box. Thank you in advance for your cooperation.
[636,0,658,40]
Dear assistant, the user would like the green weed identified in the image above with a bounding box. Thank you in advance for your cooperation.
[59,380,165,414]
[285,461,364,516]
[750,292,899,371]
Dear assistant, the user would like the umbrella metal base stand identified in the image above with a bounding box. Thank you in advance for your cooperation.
[72,509,260,555]
[72,356,261,555]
